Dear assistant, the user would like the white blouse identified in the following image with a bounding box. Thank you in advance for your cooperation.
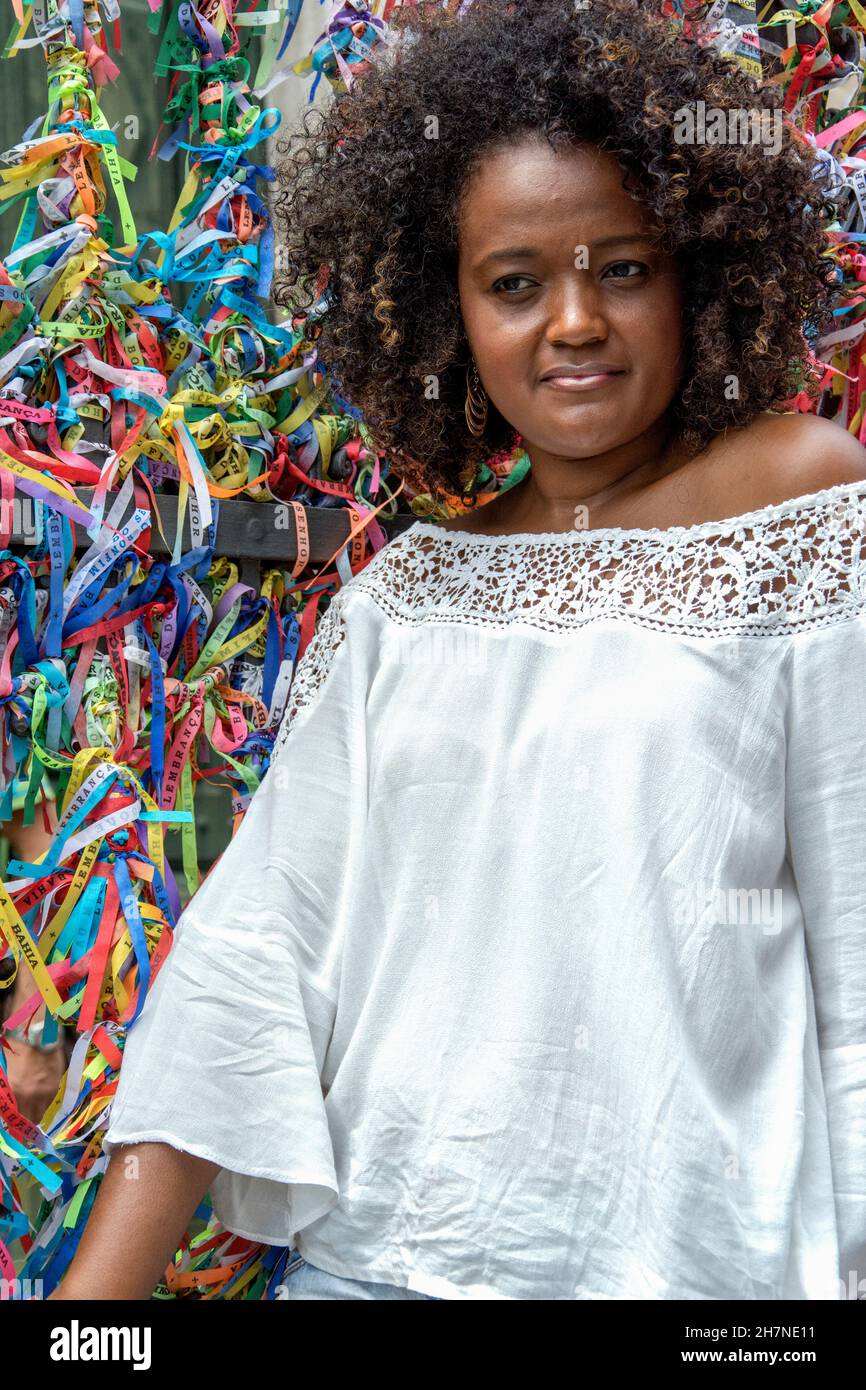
[104,478,866,1301]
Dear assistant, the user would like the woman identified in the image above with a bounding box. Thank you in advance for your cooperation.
[52,0,866,1300]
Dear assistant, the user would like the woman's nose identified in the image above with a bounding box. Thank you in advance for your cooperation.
[542,279,608,342]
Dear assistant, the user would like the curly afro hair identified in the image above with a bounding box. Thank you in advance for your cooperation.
[271,0,840,506]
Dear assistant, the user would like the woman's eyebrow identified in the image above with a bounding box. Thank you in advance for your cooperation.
[475,246,542,268]
[475,234,657,270]
[591,234,658,249]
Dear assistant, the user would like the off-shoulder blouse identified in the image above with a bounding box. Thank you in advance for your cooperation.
[104,478,866,1301]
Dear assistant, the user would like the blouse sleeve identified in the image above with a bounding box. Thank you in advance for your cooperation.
[103,584,369,1247]
[785,609,866,1293]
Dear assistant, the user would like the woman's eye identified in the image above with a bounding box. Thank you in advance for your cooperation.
[492,263,649,294]
[492,275,536,294]
[604,261,649,281]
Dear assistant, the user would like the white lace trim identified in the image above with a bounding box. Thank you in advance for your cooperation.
[351,478,866,638]
[272,587,349,757]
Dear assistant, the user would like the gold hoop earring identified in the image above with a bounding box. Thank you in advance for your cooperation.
[464,358,488,437]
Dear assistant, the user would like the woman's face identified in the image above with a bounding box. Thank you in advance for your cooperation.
[456,137,685,467]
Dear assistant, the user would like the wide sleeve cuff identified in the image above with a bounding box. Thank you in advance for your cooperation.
[103,901,340,1246]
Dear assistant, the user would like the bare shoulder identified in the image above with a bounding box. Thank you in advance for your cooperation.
[707,412,866,513]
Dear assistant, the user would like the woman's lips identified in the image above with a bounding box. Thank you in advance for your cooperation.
[539,372,625,391]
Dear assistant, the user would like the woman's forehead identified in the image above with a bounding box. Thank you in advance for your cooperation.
[457,142,660,252]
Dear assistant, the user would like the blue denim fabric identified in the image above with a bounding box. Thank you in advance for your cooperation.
[279,1256,443,1301]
